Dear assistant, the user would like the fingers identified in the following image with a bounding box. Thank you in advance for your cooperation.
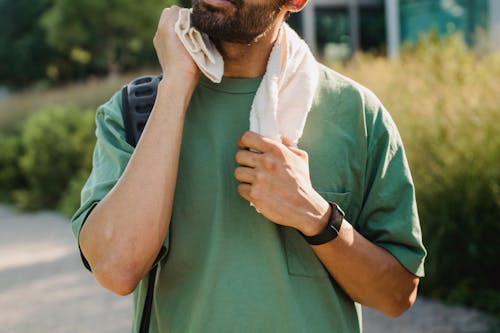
[281,135,295,147]
[238,131,280,153]
[236,133,309,168]
[238,131,307,160]
[234,157,254,204]
[288,146,308,161]
[157,6,180,31]
[281,135,308,161]
[154,6,180,63]
[154,5,199,80]
[237,183,252,202]
[155,6,181,45]
[234,167,255,184]
[235,149,259,168]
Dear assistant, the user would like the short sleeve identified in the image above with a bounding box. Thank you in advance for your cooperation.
[70,90,134,269]
[357,94,426,277]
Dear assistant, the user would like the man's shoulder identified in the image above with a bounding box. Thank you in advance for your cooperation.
[315,63,382,111]
[92,89,129,143]
[96,89,124,121]
[313,63,399,143]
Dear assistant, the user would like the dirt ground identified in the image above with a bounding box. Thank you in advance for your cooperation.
[0,205,498,333]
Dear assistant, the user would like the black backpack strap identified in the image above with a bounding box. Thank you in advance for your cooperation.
[138,246,167,333]
[139,265,158,333]
[121,74,163,147]
[121,74,166,333]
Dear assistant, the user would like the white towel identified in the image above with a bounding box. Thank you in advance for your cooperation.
[175,8,318,146]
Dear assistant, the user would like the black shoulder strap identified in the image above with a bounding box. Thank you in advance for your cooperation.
[121,74,165,333]
[121,74,163,147]
[139,265,158,333]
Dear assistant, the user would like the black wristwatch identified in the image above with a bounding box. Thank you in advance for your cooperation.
[300,202,345,246]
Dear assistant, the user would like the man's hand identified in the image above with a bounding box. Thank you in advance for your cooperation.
[154,6,200,81]
[234,131,330,236]
[235,131,420,317]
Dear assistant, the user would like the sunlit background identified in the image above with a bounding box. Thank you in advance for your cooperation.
[0,0,499,332]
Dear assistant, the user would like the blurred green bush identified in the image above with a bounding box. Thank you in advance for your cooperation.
[0,131,26,201]
[398,34,499,318]
[0,0,177,87]
[1,106,95,213]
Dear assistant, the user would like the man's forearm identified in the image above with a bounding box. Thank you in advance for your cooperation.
[310,219,419,317]
[79,76,197,295]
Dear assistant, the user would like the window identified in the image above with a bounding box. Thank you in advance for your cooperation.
[315,6,351,61]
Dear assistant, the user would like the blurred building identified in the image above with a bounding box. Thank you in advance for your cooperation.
[290,0,500,60]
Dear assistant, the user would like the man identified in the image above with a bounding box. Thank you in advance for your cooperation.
[71,0,426,332]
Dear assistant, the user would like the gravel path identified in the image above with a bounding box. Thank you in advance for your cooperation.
[0,205,498,333]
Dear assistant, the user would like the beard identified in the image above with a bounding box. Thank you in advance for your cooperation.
[191,0,286,44]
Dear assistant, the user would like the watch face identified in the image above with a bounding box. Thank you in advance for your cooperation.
[331,202,345,218]
[327,223,339,235]
[330,202,344,233]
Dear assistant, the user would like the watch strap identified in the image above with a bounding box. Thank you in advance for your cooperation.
[300,202,345,246]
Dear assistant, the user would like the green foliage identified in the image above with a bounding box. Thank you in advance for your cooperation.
[400,36,499,316]
[0,131,26,201]
[0,0,178,87]
[337,33,500,318]
[40,0,176,81]
[0,0,56,87]
[0,70,154,129]
[14,106,95,211]
[57,169,91,217]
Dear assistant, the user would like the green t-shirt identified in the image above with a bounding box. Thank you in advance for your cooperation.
[71,64,426,333]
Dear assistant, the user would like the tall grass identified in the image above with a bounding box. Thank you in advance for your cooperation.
[0,69,158,130]
[334,34,500,317]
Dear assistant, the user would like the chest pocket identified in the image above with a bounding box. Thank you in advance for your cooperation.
[283,191,351,278]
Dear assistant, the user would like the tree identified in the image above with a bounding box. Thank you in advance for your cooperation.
[40,0,176,80]
[0,0,55,87]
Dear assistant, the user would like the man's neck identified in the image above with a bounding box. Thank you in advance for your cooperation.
[216,17,285,78]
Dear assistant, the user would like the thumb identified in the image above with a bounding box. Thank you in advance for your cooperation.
[281,136,296,147]
[281,136,307,159]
